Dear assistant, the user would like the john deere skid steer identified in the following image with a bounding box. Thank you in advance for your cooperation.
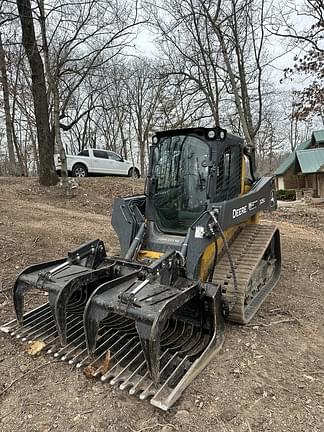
[1,127,281,410]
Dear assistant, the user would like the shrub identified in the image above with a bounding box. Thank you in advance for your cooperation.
[276,189,296,201]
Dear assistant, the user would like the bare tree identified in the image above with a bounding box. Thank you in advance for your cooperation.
[148,0,269,149]
[126,59,165,174]
[2,0,307,180]
[148,0,225,126]
[5,0,144,183]
[0,32,17,175]
[273,0,324,121]
[16,0,58,185]
[198,0,267,147]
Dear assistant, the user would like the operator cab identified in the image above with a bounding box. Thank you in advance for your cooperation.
[146,127,245,235]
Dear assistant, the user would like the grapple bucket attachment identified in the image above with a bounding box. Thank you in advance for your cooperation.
[2,241,225,410]
[13,239,110,345]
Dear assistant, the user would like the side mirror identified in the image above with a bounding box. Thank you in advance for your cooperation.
[119,156,124,162]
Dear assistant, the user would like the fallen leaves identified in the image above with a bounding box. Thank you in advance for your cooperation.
[24,340,46,356]
[83,365,97,379]
[83,351,111,378]
[97,351,111,375]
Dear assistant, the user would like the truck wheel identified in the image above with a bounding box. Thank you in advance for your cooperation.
[128,168,140,179]
[72,163,88,177]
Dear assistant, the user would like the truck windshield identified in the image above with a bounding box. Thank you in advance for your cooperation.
[151,135,210,234]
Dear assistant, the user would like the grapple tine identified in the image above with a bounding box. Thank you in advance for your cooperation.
[83,261,202,386]
[53,285,72,346]
[12,240,111,340]
[84,305,109,355]
[135,321,161,387]
[13,280,28,325]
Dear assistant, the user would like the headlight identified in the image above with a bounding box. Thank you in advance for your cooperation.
[207,130,216,139]
[219,130,226,140]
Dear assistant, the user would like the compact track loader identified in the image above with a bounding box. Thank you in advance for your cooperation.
[1,127,281,410]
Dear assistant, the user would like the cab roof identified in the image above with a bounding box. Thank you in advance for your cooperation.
[154,127,244,146]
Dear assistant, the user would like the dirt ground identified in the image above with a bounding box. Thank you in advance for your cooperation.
[0,177,323,432]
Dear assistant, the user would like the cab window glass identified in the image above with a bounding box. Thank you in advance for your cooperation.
[108,152,123,162]
[215,146,242,201]
[78,150,89,157]
[93,150,108,159]
[152,135,210,233]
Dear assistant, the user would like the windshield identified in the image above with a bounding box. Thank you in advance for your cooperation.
[151,135,210,234]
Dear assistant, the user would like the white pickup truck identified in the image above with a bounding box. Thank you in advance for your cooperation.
[54,149,140,178]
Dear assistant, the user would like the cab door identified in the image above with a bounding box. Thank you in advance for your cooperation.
[92,150,113,174]
[107,152,128,175]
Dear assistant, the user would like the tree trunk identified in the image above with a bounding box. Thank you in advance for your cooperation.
[216,28,254,147]
[54,87,69,192]
[38,0,68,191]
[139,139,145,176]
[16,0,58,186]
[0,32,17,175]
[11,121,26,175]
[10,50,27,176]
[200,3,255,148]
[28,121,40,174]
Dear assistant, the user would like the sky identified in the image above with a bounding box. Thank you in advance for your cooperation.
[134,29,156,56]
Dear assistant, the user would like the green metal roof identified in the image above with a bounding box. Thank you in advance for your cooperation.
[274,139,311,175]
[312,130,324,144]
[296,148,324,174]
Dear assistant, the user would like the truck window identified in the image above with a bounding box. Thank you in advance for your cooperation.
[78,150,89,157]
[108,152,123,162]
[93,150,108,159]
